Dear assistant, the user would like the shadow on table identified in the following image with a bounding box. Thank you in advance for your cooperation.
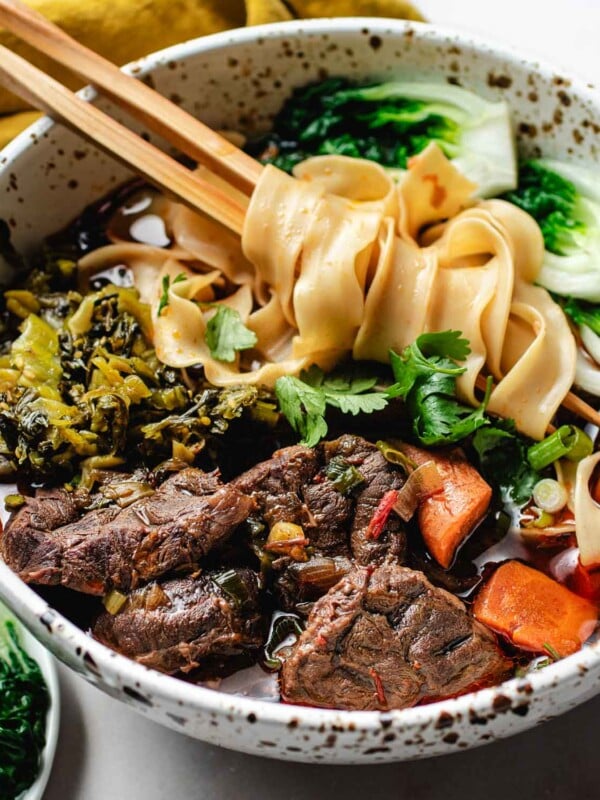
[43,667,600,800]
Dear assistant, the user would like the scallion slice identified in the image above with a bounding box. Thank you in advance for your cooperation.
[528,425,593,471]
[532,478,568,513]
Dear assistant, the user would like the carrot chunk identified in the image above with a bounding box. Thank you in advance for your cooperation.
[399,445,492,568]
[473,561,598,657]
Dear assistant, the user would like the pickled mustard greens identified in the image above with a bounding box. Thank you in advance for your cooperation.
[0,258,264,481]
[0,610,49,800]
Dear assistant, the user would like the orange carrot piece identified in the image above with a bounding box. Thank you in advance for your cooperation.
[473,561,598,657]
[399,445,492,568]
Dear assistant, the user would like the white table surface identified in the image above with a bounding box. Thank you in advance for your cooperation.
[42,1,600,797]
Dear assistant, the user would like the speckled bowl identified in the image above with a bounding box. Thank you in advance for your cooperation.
[1,18,599,764]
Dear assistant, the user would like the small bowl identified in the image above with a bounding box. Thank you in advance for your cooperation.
[0,17,599,764]
[0,604,60,800]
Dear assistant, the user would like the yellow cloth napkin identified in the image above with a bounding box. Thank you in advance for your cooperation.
[0,0,423,148]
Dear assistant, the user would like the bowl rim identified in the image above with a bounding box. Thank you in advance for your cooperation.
[1,15,600,733]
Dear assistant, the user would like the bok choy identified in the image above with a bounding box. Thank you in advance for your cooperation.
[246,78,517,196]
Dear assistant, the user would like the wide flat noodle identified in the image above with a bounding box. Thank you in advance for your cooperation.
[78,144,578,439]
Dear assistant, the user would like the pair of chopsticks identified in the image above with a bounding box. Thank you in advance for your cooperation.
[0,0,599,432]
[0,0,262,235]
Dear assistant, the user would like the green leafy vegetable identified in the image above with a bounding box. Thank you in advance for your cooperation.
[157,272,186,317]
[473,421,540,505]
[504,159,600,302]
[0,282,265,481]
[205,306,258,363]
[0,608,49,800]
[389,331,491,446]
[560,296,600,335]
[275,365,388,447]
[246,78,516,196]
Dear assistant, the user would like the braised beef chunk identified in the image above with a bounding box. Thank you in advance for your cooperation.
[233,436,407,563]
[321,436,406,565]
[281,562,511,711]
[1,468,254,595]
[231,436,407,614]
[93,569,263,674]
[232,444,320,531]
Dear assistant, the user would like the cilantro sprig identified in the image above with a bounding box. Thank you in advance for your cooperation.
[388,330,492,446]
[275,365,388,447]
[275,331,493,448]
[206,306,258,363]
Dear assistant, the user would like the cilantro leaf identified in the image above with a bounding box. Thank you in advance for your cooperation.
[407,367,491,446]
[275,364,389,446]
[472,420,540,505]
[205,306,258,363]
[387,331,486,446]
[274,375,328,447]
[326,392,389,415]
[414,330,471,361]
[388,331,467,399]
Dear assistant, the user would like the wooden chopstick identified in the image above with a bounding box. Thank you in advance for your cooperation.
[0,0,262,195]
[474,374,600,432]
[0,45,247,235]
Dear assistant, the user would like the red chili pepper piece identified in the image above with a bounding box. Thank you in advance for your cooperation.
[365,489,399,540]
[369,667,387,707]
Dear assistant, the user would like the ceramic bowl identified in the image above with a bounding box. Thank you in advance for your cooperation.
[0,17,599,764]
[0,601,61,800]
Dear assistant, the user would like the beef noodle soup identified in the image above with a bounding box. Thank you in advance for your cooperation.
[1,78,599,711]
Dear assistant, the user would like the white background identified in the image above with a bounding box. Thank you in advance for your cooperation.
[43,1,600,798]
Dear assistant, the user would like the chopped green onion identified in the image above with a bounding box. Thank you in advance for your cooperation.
[325,456,365,494]
[532,478,568,514]
[263,612,304,671]
[212,569,251,608]
[103,589,127,615]
[376,440,416,472]
[543,642,562,661]
[527,425,593,471]
[523,508,555,529]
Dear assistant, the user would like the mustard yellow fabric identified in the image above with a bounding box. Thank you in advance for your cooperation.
[0,0,423,149]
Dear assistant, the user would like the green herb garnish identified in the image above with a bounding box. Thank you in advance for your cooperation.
[388,331,492,446]
[205,306,258,363]
[0,611,49,799]
[275,365,388,447]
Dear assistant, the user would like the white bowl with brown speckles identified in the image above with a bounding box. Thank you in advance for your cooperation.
[1,18,600,764]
